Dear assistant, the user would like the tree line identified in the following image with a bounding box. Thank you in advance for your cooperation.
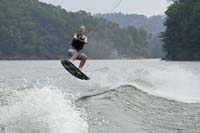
[0,0,151,59]
[96,13,166,58]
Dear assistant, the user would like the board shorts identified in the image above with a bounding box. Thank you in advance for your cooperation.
[67,48,85,60]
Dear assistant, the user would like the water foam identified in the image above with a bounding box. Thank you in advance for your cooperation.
[0,87,88,133]
[139,65,200,103]
[89,60,200,103]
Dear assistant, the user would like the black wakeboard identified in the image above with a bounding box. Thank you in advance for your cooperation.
[61,59,90,80]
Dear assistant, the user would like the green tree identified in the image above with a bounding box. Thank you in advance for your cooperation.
[162,0,200,60]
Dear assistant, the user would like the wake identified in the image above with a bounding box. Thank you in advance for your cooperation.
[0,86,88,133]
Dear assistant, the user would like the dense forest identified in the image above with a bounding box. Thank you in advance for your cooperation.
[162,0,200,60]
[0,0,151,59]
[96,13,165,58]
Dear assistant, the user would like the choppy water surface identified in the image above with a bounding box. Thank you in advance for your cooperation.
[0,60,200,133]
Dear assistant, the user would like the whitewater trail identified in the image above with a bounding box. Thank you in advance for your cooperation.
[0,86,88,133]
[1,60,200,133]
[86,60,200,103]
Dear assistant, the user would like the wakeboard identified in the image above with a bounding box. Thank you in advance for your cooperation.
[61,59,90,80]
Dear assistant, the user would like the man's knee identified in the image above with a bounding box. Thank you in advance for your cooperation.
[81,54,87,61]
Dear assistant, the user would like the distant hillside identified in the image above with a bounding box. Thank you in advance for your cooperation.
[95,13,165,34]
[0,0,151,59]
[96,13,166,58]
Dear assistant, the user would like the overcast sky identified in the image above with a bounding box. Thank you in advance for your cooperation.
[39,0,171,17]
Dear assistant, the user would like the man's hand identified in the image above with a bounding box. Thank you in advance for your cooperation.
[73,34,88,44]
[73,34,78,39]
[84,37,88,44]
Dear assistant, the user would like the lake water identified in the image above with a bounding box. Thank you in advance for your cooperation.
[0,60,200,133]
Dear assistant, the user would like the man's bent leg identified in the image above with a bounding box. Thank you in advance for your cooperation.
[71,50,78,61]
[79,54,87,69]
